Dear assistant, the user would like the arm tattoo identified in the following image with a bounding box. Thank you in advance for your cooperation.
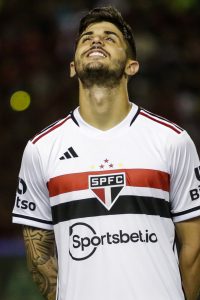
[23,226,57,300]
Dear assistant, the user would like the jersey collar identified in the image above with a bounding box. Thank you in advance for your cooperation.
[72,103,139,136]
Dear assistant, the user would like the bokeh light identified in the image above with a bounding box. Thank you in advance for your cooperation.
[10,91,31,111]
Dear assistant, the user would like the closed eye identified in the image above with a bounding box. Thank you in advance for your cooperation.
[81,36,91,43]
[105,36,115,43]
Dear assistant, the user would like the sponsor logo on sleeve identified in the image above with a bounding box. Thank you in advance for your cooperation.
[16,177,36,211]
[190,166,200,201]
[17,178,27,195]
[194,166,200,181]
[69,222,158,261]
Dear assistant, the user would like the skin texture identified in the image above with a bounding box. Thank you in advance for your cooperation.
[23,226,57,300]
[175,218,200,300]
[70,21,139,131]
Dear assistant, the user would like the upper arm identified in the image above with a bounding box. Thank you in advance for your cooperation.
[12,141,53,229]
[175,217,200,254]
[169,132,200,222]
[23,225,56,269]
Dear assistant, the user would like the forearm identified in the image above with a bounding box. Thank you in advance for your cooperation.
[23,226,58,300]
[179,246,200,300]
[30,253,57,300]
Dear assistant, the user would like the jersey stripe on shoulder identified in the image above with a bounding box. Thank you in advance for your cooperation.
[142,108,184,131]
[140,109,183,134]
[31,115,71,144]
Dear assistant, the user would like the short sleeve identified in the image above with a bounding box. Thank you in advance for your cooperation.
[12,141,53,230]
[169,131,200,222]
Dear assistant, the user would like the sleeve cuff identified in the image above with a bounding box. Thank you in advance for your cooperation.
[172,206,200,222]
[12,213,54,230]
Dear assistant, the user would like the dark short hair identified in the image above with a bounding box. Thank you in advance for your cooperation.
[77,6,137,59]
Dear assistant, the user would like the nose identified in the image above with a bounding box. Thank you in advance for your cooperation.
[91,35,104,46]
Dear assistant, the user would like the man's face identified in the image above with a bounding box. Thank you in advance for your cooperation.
[72,21,130,87]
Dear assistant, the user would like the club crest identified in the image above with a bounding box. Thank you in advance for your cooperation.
[89,172,125,210]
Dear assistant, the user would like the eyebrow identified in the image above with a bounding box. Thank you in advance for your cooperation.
[79,31,93,40]
[79,30,121,40]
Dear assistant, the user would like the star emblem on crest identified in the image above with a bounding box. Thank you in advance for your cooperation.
[90,158,123,170]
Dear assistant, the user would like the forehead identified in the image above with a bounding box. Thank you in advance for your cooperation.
[82,21,124,40]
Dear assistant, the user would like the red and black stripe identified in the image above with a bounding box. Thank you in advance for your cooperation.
[140,108,183,134]
[31,115,71,144]
[51,195,171,225]
[47,168,170,197]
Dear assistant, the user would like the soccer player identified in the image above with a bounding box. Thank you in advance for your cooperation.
[12,6,200,300]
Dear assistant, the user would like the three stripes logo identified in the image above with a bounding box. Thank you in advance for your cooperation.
[59,147,78,160]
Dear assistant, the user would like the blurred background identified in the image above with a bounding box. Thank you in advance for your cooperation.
[0,0,200,299]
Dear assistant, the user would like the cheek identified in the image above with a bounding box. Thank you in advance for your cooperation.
[74,51,82,67]
[74,49,86,65]
[109,46,127,59]
[117,47,127,58]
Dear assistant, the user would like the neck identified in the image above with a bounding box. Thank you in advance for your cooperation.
[79,80,132,130]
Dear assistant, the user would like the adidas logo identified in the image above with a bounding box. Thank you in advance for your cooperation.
[59,147,78,160]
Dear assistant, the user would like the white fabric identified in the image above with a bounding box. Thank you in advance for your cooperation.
[12,105,200,300]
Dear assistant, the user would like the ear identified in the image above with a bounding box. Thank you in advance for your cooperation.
[125,60,139,77]
[70,61,76,78]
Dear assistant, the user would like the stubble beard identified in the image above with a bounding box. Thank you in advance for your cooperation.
[75,59,126,88]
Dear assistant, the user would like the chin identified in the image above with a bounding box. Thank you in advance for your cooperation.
[76,61,123,87]
[85,61,105,70]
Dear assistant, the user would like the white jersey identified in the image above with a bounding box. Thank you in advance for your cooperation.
[12,104,200,300]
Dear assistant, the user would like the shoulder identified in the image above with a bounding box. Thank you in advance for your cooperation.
[136,107,196,156]
[138,107,184,136]
[20,113,75,171]
[30,110,78,145]
[31,115,70,145]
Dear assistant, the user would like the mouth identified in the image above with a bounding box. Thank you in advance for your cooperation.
[85,48,108,59]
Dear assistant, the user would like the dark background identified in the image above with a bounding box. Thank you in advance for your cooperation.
[0,0,200,299]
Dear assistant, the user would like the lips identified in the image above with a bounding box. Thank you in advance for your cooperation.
[88,51,106,58]
[85,47,108,58]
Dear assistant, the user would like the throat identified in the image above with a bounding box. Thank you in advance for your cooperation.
[79,81,132,130]
[79,92,132,130]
